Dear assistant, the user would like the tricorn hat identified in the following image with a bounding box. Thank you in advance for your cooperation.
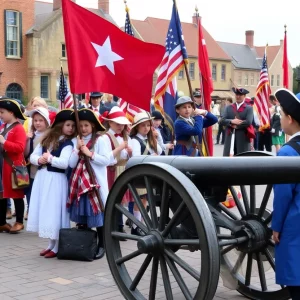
[275,88,300,124]
[193,90,202,98]
[175,96,195,109]
[232,87,249,95]
[151,110,164,120]
[90,92,103,98]
[0,98,27,120]
[77,108,106,131]
[51,109,75,128]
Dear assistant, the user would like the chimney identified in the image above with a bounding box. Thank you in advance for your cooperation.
[192,13,199,25]
[280,39,284,46]
[245,30,254,48]
[98,0,109,14]
[53,0,62,11]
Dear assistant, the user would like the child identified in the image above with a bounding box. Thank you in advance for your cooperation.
[151,110,174,155]
[24,107,50,220]
[130,112,162,235]
[173,96,204,156]
[0,98,27,233]
[27,109,76,258]
[68,109,125,260]
[101,107,132,235]
[272,89,300,300]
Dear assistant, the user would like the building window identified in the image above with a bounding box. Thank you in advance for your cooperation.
[212,64,217,81]
[250,73,254,86]
[62,44,66,58]
[277,75,280,87]
[178,69,184,80]
[271,75,274,86]
[189,63,195,80]
[41,75,49,99]
[6,83,23,100]
[245,74,249,86]
[5,10,22,58]
[238,72,242,85]
[221,65,226,81]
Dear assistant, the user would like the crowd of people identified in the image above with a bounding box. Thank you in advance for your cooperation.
[0,87,300,298]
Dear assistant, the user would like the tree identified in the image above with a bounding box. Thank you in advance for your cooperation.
[293,64,300,94]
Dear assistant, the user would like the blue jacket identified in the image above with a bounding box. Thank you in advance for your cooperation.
[174,115,203,156]
[272,138,300,285]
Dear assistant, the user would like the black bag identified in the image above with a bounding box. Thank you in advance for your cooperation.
[57,228,97,262]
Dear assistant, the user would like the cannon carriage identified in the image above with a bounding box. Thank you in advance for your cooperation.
[104,153,299,300]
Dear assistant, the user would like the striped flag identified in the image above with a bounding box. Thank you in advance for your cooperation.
[119,98,143,122]
[59,67,73,109]
[154,2,188,122]
[254,49,271,131]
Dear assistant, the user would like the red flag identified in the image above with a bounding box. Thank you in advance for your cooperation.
[62,0,164,111]
[282,28,289,89]
[198,16,214,156]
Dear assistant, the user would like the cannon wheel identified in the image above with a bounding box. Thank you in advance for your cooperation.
[104,163,220,300]
[219,151,290,300]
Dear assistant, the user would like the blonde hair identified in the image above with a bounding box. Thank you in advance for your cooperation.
[27,97,48,110]
[102,93,114,103]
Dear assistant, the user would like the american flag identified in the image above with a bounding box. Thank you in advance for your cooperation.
[254,49,271,131]
[59,67,73,109]
[154,3,188,121]
[125,7,134,37]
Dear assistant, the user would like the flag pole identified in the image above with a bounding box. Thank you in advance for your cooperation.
[72,93,104,212]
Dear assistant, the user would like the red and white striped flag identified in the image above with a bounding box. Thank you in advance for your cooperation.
[254,48,271,131]
[59,67,73,109]
[119,98,143,123]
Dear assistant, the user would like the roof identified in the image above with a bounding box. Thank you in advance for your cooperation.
[255,45,281,66]
[131,17,231,61]
[27,7,117,35]
[35,1,53,16]
[218,42,261,70]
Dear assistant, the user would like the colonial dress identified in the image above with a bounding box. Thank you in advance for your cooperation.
[272,133,300,286]
[221,102,254,156]
[27,137,73,240]
[173,115,204,156]
[68,134,115,228]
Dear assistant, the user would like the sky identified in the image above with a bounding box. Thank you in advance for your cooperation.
[44,0,299,67]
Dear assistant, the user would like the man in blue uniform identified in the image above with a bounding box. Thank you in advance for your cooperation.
[272,88,300,300]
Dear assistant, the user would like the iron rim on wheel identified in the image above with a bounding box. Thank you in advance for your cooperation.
[104,163,220,300]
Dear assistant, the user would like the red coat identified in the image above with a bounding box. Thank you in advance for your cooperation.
[1,123,27,199]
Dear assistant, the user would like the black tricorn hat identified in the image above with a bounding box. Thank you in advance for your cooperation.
[0,98,26,120]
[77,108,105,132]
[51,109,75,128]
[232,87,249,95]
[275,88,300,124]
[151,110,164,120]
[90,92,103,98]
[193,90,202,97]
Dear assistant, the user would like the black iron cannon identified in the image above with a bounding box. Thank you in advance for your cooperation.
[104,152,300,300]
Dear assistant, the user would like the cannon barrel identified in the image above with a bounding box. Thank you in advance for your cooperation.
[127,156,300,186]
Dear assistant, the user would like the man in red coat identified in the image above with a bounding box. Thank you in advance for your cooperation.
[0,98,27,233]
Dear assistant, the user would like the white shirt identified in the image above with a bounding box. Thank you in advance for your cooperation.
[236,101,245,110]
[154,127,166,151]
[289,132,300,140]
[131,133,162,156]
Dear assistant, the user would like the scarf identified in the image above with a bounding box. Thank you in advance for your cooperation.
[67,138,101,214]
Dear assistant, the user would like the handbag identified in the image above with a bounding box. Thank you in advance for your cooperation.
[0,123,29,190]
[57,227,97,262]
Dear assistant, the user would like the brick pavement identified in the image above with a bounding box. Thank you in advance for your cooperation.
[0,145,276,299]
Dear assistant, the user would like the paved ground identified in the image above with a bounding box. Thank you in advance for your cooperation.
[0,145,278,300]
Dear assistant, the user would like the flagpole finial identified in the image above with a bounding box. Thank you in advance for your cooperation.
[124,0,129,12]
[195,5,198,13]
[284,24,287,32]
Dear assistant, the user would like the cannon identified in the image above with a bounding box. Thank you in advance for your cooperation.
[104,152,299,300]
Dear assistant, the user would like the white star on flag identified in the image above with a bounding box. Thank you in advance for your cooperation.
[91,36,123,75]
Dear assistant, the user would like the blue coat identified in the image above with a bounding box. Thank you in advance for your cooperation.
[174,116,203,156]
[272,141,300,285]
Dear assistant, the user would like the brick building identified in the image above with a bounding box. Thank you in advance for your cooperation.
[0,0,35,101]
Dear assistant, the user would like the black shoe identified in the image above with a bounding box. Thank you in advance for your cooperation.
[118,227,127,241]
[94,247,105,260]
[125,218,132,228]
[131,227,144,236]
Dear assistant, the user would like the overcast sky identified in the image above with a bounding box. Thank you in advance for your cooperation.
[45,0,299,67]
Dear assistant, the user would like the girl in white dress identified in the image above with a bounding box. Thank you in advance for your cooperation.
[68,109,126,260]
[101,107,132,235]
[27,109,76,258]
[130,112,162,236]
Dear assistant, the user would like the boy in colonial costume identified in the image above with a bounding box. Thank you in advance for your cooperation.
[0,99,27,233]
[272,89,300,300]
[173,96,204,156]
[68,109,126,259]
[221,88,254,156]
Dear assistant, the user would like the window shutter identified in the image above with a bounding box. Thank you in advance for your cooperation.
[4,10,7,56]
[19,12,23,57]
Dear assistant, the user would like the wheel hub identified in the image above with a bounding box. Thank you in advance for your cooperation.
[137,231,164,256]
[236,219,269,253]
